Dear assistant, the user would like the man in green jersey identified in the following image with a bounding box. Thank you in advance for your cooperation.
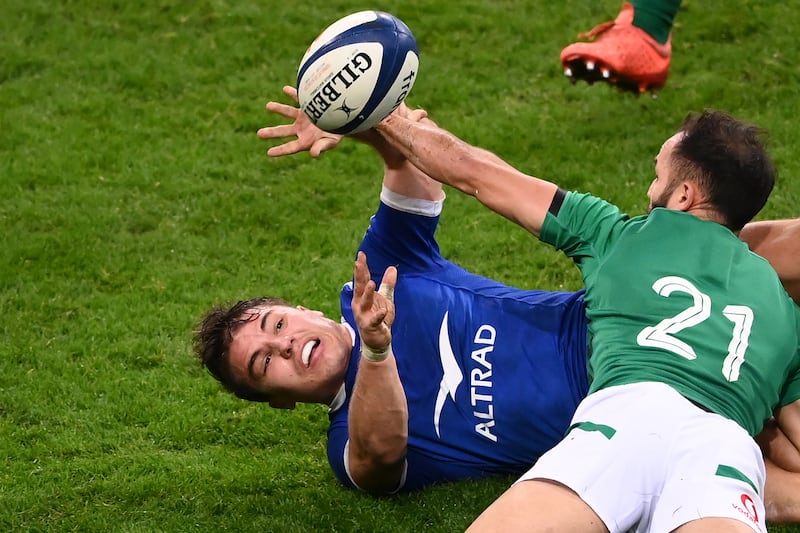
[373,109,800,532]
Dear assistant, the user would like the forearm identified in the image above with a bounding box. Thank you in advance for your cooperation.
[348,351,409,494]
[349,123,444,201]
[375,113,485,195]
[753,411,800,523]
[764,457,800,523]
[758,418,800,473]
[774,400,800,468]
[739,219,800,304]
[758,404,800,523]
[375,113,557,236]
[352,128,407,169]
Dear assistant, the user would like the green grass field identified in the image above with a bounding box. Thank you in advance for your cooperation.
[2,0,799,531]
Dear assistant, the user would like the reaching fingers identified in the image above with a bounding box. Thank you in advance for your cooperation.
[264,101,299,120]
[394,102,427,122]
[259,86,345,158]
[257,123,296,140]
[309,136,342,158]
[267,140,305,157]
[421,116,438,128]
[282,85,299,103]
[353,251,370,300]
[405,108,428,123]
[377,266,397,303]
[353,252,379,304]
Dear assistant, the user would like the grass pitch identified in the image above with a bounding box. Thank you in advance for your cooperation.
[2,0,799,531]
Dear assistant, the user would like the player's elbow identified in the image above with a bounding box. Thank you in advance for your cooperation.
[354,430,408,468]
[349,440,408,495]
[357,462,407,496]
[758,418,800,473]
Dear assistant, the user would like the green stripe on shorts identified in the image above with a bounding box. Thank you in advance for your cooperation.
[715,464,759,495]
[567,421,616,439]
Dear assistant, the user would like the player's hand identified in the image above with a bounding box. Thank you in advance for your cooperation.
[257,85,343,158]
[352,251,396,355]
[397,102,439,128]
[392,102,428,123]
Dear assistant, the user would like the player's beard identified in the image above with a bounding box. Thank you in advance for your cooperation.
[647,180,679,213]
[648,195,667,213]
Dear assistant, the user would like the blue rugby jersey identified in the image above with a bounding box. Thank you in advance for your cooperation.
[327,189,589,491]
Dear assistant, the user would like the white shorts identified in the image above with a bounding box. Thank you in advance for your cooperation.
[517,382,766,533]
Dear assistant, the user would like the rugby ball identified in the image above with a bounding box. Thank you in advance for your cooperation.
[296,11,419,134]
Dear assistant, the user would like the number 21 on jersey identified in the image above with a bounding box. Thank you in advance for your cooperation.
[636,276,753,382]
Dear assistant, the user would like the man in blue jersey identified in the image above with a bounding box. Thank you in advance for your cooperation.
[195,88,589,495]
[374,106,800,532]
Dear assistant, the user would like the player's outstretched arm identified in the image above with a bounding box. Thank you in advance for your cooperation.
[347,251,408,494]
[739,218,800,304]
[257,88,443,202]
[374,112,559,237]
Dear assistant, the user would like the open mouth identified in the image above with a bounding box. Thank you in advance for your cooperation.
[301,340,320,367]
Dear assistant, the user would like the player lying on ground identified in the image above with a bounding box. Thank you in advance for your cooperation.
[193,87,800,524]
[374,104,800,532]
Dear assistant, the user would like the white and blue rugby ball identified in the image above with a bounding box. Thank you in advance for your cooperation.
[297,11,419,134]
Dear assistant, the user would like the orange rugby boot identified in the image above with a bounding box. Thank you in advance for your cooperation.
[560,3,671,94]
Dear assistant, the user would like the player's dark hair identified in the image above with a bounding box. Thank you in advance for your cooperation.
[673,110,776,231]
[193,296,291,402]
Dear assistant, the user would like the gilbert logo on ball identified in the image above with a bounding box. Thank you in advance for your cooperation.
[297,11,419,134]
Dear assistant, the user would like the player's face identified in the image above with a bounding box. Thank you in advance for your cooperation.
[227,305,352,407]
[647,132,683,212]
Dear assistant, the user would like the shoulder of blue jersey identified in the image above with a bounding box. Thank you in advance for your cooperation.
[296,10,419,135]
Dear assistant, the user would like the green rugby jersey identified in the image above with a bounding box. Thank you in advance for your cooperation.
[541,191,800,435]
